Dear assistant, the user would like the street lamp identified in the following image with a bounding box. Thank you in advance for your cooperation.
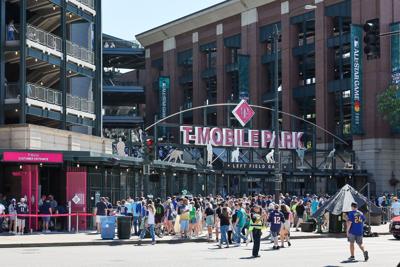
[273,4,317,204]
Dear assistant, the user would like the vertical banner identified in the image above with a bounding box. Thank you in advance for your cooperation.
[238,55,250,101]
[391,22,400,84]
[351,24,364,135]
[159,76,170,136]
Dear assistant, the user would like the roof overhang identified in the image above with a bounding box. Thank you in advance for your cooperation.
[136,0,277,47]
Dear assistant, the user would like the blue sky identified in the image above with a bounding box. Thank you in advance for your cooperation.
[102,0,225,41]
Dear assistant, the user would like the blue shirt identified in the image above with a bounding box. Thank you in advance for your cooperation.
[268,210,285,232]
[348,210,365,236]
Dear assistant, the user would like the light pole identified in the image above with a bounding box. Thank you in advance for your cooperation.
[273,25,281,204]
[273,4,317,204]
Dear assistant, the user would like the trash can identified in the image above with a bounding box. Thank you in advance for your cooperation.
[101,216,116,240]
[301,219,316,232]
[329,213,344,233]
[117,216,132,239]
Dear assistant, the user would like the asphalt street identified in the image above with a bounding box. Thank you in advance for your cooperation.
[0,235,398,267]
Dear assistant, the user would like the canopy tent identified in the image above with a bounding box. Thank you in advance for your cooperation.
[313,184,382,218]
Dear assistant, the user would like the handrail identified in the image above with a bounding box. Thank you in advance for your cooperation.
[76,0,94,9]
[103,39,142,49]
[26,83,94,114]
[27,24,94,65]
[26,83,62,106]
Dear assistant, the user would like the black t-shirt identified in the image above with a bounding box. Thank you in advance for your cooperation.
[205,207,214,216]
[219,213,230,226]
[282,210,290,220]
[40,201,51,214]
[16,203,28,219]
[215,207,222,216]
[96,201,107,216]
[106,202,113,215]
[296,204,305,217]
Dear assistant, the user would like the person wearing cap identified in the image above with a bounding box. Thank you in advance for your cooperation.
[8,199,17,234]
[346,202,369,262]
[16,198,28,235]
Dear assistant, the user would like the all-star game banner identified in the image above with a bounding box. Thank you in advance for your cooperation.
[351,24,364,135]
[159,76,170,136]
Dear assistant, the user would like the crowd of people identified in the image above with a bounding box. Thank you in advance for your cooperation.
[0,193,67,235]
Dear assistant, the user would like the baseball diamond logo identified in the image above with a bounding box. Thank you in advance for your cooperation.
[232,100,255,127]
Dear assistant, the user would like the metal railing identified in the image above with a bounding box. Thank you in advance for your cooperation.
[27,83,62,106]
[66,40,94,65]
[26,83,94,114]
[27,24,62,52]
[76,0,95,9]
[66,94,94,113]
[103,39,142,49]
[27,24,94,65]
[5,83,20,99]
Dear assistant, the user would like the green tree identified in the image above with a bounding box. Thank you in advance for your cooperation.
[377,85,400,128]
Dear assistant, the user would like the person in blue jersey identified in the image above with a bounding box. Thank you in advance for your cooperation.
[346,202,369,262]
[267,204,285,250]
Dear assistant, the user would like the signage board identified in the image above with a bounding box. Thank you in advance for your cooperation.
[3,152,63,163]
[351,24,364,135]
[181,126,304,149]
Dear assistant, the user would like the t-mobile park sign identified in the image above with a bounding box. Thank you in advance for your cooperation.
[180,126,304,149]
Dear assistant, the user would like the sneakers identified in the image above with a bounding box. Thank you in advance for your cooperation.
[218,241,222,249]
[288,241,291,247]
[364,251,369,262]
[348,256,355,261]
[272,246,280,250]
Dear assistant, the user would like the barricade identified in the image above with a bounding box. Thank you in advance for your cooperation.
[0,213,95,233]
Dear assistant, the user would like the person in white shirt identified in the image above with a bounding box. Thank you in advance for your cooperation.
[391,197,400,217]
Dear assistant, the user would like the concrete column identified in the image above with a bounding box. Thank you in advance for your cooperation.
[240,8,263,129]
[192,32,206,125]
[144,48,158,131]
[216,24,227,126]
[281,7,299,131]
[162,37,180,138]
[182,173,188,191]
[315,1,335,147]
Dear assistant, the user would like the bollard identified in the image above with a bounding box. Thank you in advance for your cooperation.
[76,213,79,233]
[68,201,71,232]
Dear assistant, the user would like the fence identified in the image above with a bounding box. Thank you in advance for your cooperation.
[27,24,94,66]
[103,39,142,49]
[66,40,94,65]
[66,94,95,113]
[27,83,62,106]
[5,83,20,99]
[27,24,62,52]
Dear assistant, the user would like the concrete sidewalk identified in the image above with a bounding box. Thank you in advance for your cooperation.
[0,224,390,248]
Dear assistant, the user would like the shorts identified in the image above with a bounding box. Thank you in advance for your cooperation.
[9,214,17,221]
[271,231,279,237]
[180,220,189,232]
[190,218,197,224]
[282,221,290,231]
[42,216,50,223]
[17,219,25,229]
[206,215,214,227]
[348,233,363,245]
[96,215,105,224]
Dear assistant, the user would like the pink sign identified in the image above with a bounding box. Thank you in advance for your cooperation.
[3,152,63,163]
[232,100,255,127]
[180,126,304,149]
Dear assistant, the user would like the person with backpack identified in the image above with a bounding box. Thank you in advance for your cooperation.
[154,198,165,234]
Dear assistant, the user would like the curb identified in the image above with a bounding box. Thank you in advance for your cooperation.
[0,232,391,248]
